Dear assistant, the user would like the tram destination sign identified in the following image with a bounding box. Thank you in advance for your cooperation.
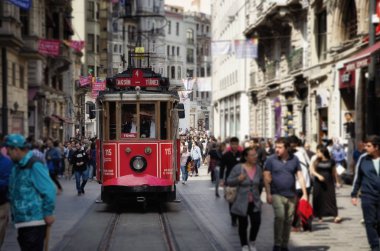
[115,69,160,87]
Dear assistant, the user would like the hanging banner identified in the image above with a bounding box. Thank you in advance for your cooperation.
[79,75,93,87]
[92,78,106,98]
[234,39,258,59]
[38,39,60,56]
[64,40,85,52]
[8,0,31,10]
[92,78,106,91]
[211,41,232,56]
[196,77,212,92]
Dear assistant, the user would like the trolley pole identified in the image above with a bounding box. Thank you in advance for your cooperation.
[367,0,376,136]
[1,47,8,135]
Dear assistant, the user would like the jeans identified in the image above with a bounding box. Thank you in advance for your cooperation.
[362,198,380,249]
[88,164,94,179]
[238,202,261,246]
[272,194,296,248]
[180,165,188,181]
[17,225,46,251]
[75,168,89,193]
[193,158,200,174]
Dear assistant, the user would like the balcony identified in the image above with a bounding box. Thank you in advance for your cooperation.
[288,48,303,73]
[187,39,194,45]
[264,61,279,83]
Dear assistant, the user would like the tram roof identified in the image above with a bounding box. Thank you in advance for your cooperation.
[97,91,179,102]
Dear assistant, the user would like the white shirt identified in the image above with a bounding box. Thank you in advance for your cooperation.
[295,147,311,189]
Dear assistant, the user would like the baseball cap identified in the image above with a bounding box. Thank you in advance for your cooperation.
[2,134,28,148]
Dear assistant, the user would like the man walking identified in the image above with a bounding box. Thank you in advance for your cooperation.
[71,142,89,195]
[4,134,56,251]
[264,137,307,251]
[351,135,380,251]
[220,137,242,226]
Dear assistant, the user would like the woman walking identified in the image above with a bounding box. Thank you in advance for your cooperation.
[180,146,191,184]
[227,146,263,251]
[310,144,342,223]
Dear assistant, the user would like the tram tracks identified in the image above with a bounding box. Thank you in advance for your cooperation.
[97,204,179,251]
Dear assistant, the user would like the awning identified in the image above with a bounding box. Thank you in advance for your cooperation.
[344,41,380,71]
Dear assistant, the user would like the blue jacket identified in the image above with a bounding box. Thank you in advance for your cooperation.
[351,153,380,201]
[0,153,12,205]
[9,151,56,228]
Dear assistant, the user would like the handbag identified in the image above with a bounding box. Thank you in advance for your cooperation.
[224,166,244,203]
[224,186,237,203]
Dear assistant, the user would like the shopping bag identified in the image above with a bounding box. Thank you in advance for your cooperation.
[297,199,314,232]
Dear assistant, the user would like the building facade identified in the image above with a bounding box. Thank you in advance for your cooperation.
[0,0,78,141]
[165,5,212,132]
[243,0,376,152]
[211,0,250,141]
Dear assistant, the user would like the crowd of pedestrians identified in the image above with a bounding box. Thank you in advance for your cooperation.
[181,130,380,251]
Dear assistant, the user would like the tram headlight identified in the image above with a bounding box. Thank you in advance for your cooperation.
[130,156,147,173]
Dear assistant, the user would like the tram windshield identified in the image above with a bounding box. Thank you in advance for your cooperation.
[120,103,156,139]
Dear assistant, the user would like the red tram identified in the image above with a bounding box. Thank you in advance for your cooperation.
[95,52,184,205]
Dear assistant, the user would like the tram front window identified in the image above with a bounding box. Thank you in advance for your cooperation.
[121,104,137,138]
[140,104,156,138]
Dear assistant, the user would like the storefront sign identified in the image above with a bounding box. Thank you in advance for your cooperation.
[345,58,370,71]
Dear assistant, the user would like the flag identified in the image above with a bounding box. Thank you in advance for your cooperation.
[8,0,31,10]
[211,41,232,56]
[182,78,196,90]
[234,39,258,59]
[64,40,85,52]
[38,39,60,56]
[178,91,193,102]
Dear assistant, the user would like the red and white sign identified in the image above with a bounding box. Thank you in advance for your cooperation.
[115,69,159,87]
[80,75,93,86]
[92,79,106,91]
[103,144,117,181]
[38,39,60,56]
[121,133,137,138]
[69,40,85,52]
[345,58,370,71]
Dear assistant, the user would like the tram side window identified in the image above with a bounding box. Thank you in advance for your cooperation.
[121,104,137,138]
[140,103,156,138]
[160,102,168,140]
[109,102,116,140]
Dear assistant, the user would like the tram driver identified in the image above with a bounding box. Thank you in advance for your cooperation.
[122,112,137,134]
[140,111,156,138]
